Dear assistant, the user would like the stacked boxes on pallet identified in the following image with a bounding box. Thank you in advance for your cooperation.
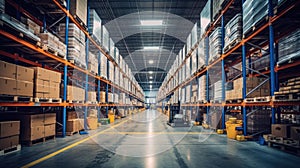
[33,67,61,99]
[0,61,33,97]
[58,23,86,67]
[100,53,107,79]
[226,77,270,100]
[88,9,102,45]
[109,38,115,59]
[200,0,212,36]
[0,121,20,151]
[66,111,84,133]
[209,27,222,62]
[212,0,226,20]
[198,39,206,67]
[88,91,97,103]
[88,52,98,74]
[243,0,269,35]
[100,91,106,103]
[102,25,109,52]
[66,85,85,102]
[224,14,242,53]
[21,17,41,36]
[212,80,222,101]
[69,0,87,26]
[38,32,67,58]
[1,113,56,142]
[247,110,271,134]
[87,109,98,130]
[186,85,191,103]
[278,28,300,65]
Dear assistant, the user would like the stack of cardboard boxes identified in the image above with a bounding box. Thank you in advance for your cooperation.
[0,61,33,97]
[88,91,97,103]
[70,0,87,26]
[226,77,270,100]
[100,91,106,103]
[33,67,61,99]
[0,121,20,151]
[88,52,98,74]
[66,111,84,133]
[66,85,85,102]
[38,32,67,58]
[87,109,98,130]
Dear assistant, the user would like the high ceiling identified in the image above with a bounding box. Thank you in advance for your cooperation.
[89,0,207,92]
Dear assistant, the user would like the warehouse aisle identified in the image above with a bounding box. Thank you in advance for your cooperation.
[0,110,300,168]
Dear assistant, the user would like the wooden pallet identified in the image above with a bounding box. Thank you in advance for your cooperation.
[267,139,300,156]
[73,15,88,30]
[210,100,222,104]
[243,15,269,38]
[226,99,243,103]
[67,100,85,104]
[86,101,98,104]
[245,96,271,103]
[69,59,86,69]
[273,93,300,102]
[0,145,21,156]
[22,135,56,146]
[0,95,32,102]
[34,97,62,103]
[223,38,241,53]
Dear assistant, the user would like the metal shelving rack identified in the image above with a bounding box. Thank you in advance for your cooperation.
[0,0,145,137]
[157,0,300,136]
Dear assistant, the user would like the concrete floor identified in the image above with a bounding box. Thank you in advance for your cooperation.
[0,109,300,168]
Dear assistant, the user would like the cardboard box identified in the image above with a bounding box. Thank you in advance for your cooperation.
[32,67,50,81]
[272,124,292,138]
[78,119,84,130]
[49,71,61,83]
[290,126,300,141]
[0,77,17,95]
[100,91,106,103]
[0,60,16,79]
[48,81,60,98]
[66,119,79,132]
[17,65,34,82]
[44,113,56,125]
[44,124,55,137]
[67,111,78,120]
[70,0,87,25]
[35,79,50,93]
[21,126,44,141]
[17,81,33,97]
[21,114,44,128]
[0,121,20,138]
[87,118,98,130]
[0,135,19,150]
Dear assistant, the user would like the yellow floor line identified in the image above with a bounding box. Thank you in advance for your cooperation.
[101,132,216,135]
[21,120,128,168]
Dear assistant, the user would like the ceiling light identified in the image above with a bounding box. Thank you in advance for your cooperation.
[150,85,152,88]
[149,76,153,79]
[149,71,153,74]
[149,60,154,64]
[144,46,159,50]
[150,81,153,83]
[140,20,163,26]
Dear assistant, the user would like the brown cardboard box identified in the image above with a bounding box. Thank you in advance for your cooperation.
[17,65,34,82]
[0,77,17,95]
[44,124,55,137]
[88,91,97,102]
[272,124,292,138]
[0,135,19,150]
[17,81,33,97]
[49,71,61,83]
[48,81,60,98]
[21,126,44,141]
[32,67,50,81]
[0,121,20,138]
[0,60,16,79]
[290,126,300,141]
[35,79,50,93]
[21,114,44,128]
[70,0,87,25]
[35,92,48,98]
[67,111,78,120]
[78,119,84,130]
[100,91,106,103]
[44,113,56,125]
[66,119,79,132]
[87,118,98,130]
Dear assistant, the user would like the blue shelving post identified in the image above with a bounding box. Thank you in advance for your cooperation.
[221,15,226,129]
[106,59,109,116]
[97,51,101,122]
[268,0,276,124]
[205,37,210,124]
[242,44,247,136]
[62,0,70,137]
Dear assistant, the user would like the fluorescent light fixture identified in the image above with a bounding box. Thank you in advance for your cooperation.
[140,20,163,26]
[149,71,153,74]
[144,46,159,50]
[149,60,154,64]
[150,85,152,88]
[150,81,153,83]
[149,76,153,79]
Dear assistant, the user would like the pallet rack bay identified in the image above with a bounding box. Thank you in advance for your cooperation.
[0,0,145,137]
[157,0,300,137]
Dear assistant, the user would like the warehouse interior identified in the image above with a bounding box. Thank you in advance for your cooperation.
[0,0,300,167]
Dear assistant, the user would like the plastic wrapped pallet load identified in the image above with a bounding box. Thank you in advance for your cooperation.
[102,25,109,52]
[100,53,107,79]
[0,0,4,13]
[109,38,115,59]
[198,39,206,68]
[88,52,98,74]
[70,0,87,25]
[212,0,226,21]
[209,27,222,63]
[278,28,300,65]
[200,0,212,36]
[191,50,197,74]
[109,61,114,82]
[191,23,198,47]
[186,33,191,54]
[224,13,242,53]
[89,9,102,44]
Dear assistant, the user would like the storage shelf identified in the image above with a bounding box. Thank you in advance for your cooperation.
[0,102,143,107]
